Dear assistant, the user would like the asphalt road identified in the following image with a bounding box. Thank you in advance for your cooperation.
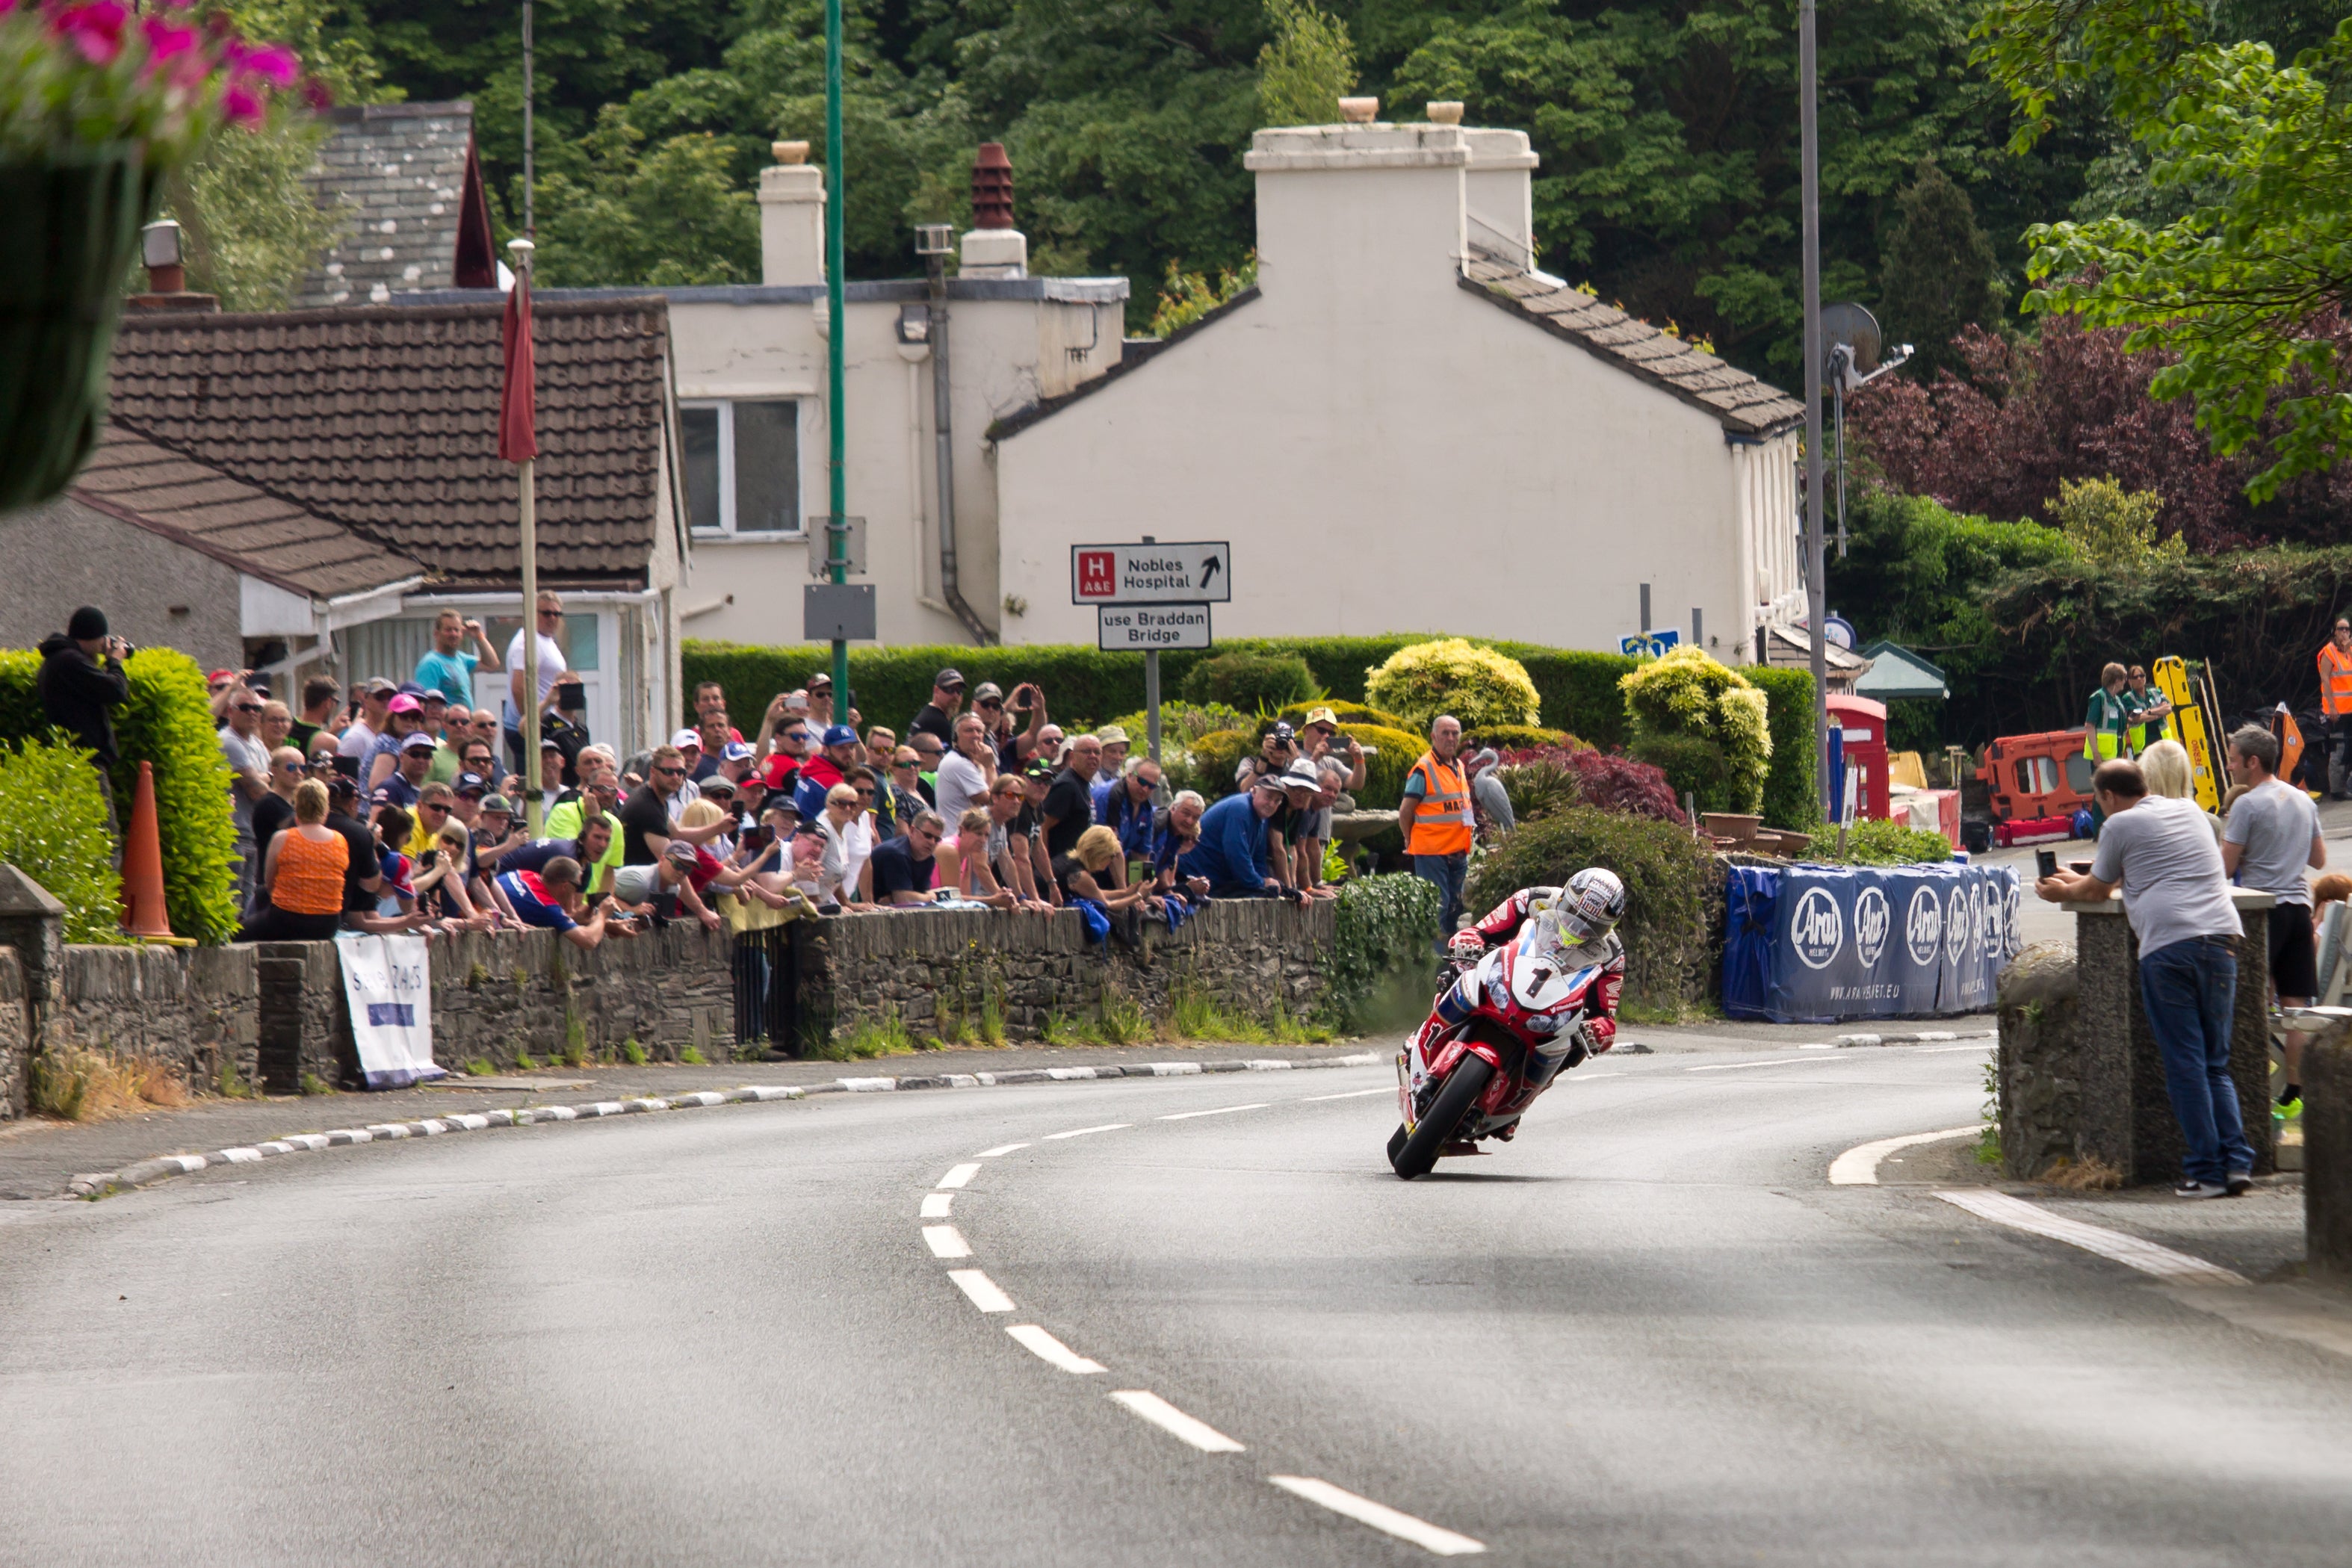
[3,1041,2347,1566]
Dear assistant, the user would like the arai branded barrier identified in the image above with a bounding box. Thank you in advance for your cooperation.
[1722,862,2021,1024]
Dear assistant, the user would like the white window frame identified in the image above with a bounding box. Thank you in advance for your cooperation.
[681,398,802,539]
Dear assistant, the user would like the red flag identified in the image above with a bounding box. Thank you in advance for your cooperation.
[498,267,538,463]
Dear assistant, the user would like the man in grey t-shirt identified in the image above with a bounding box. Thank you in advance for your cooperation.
[2039,757,2254,1197]
[2223,724,2327,1108]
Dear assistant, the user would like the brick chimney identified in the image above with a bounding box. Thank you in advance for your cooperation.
[126,220,219,313]
[960,142,1027,279]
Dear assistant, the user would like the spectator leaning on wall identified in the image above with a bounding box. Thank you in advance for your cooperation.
[2037,758,2256,1199]
[2222,725,2327,1112]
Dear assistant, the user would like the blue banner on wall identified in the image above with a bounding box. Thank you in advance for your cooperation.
[1722,862,2021,1024]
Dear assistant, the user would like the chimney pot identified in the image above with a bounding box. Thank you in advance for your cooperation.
[1338,96,1379,123]
[972,143,1014,231]
[1425,101,1464,125]
[773,140,809,165]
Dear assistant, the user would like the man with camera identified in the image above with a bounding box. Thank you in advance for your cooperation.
[974,681,1050,773]
[37,607,132,846]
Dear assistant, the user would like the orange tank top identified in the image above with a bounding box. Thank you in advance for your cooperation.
[273,828,349,916]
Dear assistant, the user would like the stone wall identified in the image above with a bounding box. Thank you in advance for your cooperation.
[803,900,1336,1045]
[51,945,259,1090]
[1996,942,2089,1179]
[0,949,25,1118]
[2306,1035,2352,1280]
[1999,898,2277,1185]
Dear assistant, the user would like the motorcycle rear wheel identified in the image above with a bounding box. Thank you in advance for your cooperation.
[1390,1056,1494,1180]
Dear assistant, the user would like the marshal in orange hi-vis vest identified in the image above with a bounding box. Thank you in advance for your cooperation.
[1404,752,1474,857]
[2321,640,2352,718]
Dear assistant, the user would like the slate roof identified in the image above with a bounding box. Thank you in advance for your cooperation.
[69,427,424,601]
[1461,252,1805,439]
[297,102,497,310]
[107,300,673,591]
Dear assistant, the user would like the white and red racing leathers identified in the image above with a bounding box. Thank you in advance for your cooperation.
[1420,886,1626,1054]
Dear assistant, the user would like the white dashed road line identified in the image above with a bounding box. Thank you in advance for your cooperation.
[1006,1324,1106,1375]
[920,1192,953,1218]
[1687,1055,1851,1073]
[1109,1390,1247,1454]
[1042,1123,1133,1140]
[1937,1190,2248,1286]
[1302,1088,1392,1102]
[1828,1125,1985,1185]
[1157,1103,1270,1121]
[1268,1475,1485,1556]
[922,1224,972,1259]
[977,1142,1030,1158]
[937,1162,983,1189]
[947,1268,1016,1312]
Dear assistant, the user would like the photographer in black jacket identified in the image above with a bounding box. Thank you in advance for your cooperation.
[36,607,133,851]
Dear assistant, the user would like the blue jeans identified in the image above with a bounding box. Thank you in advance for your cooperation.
[2138,936,2257,1185]
[1413,852,1467,949]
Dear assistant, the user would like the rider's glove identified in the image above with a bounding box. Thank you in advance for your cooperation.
[1446,929,1485,962]
[1585,1016,1617,1054]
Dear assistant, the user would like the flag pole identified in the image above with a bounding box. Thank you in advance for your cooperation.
[824,0,850,708]
[507,236,542,834]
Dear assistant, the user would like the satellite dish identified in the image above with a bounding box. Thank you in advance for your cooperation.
[1821,302,1881,375]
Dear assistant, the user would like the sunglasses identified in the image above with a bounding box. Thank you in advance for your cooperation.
[537,607,562,619]
[977,698,1002,709]
[854,786,875,797]
[420,802,449,814]
[911,828,941,843]
[654,765,684,778]
[784,731,811,744]
[276,761,303,774]
[235,702,264,714]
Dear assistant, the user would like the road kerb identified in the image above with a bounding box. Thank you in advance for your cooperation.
[60,1051,1384,1200]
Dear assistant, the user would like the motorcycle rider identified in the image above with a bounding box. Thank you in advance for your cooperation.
[1409,869,1629,1062]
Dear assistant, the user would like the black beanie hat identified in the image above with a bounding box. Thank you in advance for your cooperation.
[67,607,108,642]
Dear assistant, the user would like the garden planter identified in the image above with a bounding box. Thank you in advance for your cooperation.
[0,148,157,511]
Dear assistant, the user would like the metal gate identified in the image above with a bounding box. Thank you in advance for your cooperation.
[733,920,809,1058]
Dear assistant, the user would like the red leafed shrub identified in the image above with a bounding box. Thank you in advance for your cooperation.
[1497,745,1686,825]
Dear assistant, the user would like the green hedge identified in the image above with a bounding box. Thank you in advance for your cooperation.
[1748,666,1819,831]
[0,648,239,943]
[1319,873,1440,1034]
[1462,806,1716,1014]
[0,738,128,944]
[682,635,1650,746]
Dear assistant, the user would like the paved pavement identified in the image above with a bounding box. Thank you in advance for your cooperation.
[4,1027,2345,1565]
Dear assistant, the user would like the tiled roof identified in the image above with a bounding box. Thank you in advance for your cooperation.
[1461,253,1805,439]
[297,102,497,310]
[107,300,672,590]
[69,427,424,601]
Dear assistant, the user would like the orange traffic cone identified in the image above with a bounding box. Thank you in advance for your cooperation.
[120,760,174,939]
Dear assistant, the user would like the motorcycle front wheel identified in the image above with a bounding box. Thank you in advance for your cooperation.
[1390,1055,1494,1180]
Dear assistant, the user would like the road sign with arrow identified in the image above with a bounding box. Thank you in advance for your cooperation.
[1071,542,1231,605]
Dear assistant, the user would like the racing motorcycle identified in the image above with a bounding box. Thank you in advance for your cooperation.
[1386,878,1622,1180]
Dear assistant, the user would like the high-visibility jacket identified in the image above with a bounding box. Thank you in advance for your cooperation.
[2321,642,2352,717]
[1403,752,1474,857]
[2083,687,2128,762]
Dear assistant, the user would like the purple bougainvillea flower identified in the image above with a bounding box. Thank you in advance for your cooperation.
[52,0,131,65]
[226,38,298,84]
[223,80,264,125]
[139,14,198,63]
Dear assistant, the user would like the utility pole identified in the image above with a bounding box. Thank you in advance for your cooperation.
[1799,0,1829,817]
[823,0,849,706]
[521,0,534,238]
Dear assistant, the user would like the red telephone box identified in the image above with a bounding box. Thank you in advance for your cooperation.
[1826,694,1891,821]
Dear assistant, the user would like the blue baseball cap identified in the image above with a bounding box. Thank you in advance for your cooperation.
[821,724,857,748]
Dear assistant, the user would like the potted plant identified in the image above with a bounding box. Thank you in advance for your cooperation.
[0,1,306,509]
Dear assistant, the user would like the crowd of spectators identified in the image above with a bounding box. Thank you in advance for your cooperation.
[121,640,1388,953]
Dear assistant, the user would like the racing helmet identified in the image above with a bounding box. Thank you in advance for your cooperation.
[1551,868,1626,944]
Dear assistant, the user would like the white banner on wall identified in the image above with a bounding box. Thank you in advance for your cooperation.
[337,932,444,1090]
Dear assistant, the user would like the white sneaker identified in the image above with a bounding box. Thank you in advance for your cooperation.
[2173,1180,2229,1200]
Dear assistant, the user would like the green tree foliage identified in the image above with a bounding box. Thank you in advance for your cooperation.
[1179,649,1318,711]
[1878,159,2003,379]
[310,0,2099,356]
[535,121,759,286]
[1148,253,1257,337]
[2047,474,2182,567]
[1976,0,2352,500]
[1256,0,1356,128]
[161,105,350,310]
